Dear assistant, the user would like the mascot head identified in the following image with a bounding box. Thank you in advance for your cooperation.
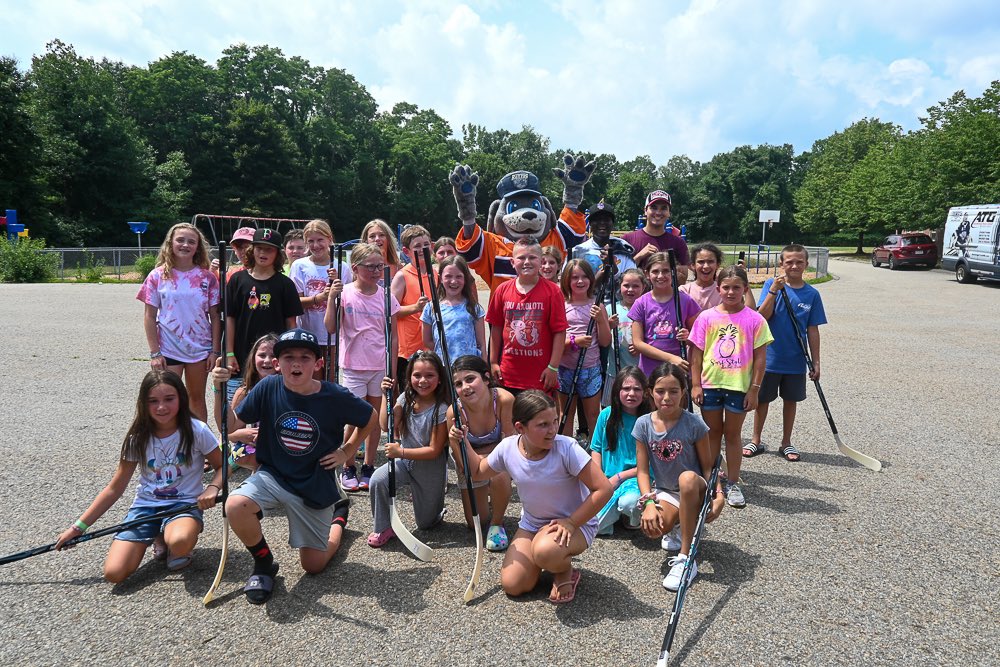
[486,170,559,242]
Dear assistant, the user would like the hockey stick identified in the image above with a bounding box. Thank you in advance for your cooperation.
[1,501,208,566]
[778,288,881,472]
[422,247,483,602]
[384,266,434,562]
[330,240,360,384]
[667,249,693,412]
[204,242,231,605]
[558,277,608,434]
[657,450,724,666]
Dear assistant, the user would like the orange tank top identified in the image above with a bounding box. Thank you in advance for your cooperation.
[397,264,436,359]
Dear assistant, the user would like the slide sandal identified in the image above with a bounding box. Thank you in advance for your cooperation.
[244,564,279,605]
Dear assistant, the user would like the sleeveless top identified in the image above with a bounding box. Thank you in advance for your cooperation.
[459,388,503,452]
[397,264,436,359]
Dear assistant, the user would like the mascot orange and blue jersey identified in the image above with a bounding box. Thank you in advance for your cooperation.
[450,155,596,291]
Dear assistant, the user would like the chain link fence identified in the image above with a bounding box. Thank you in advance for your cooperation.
[41,247,158,279]
[716,244,829,280]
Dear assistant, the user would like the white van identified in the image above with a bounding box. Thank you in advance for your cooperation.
[940,205,1000,283]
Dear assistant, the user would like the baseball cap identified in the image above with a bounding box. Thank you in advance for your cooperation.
[588,199,615,221]
[273,328,322,358]
[645,190,672,207]
[496,170,542,199]
[252,227,283,249]
[231,227,256,244]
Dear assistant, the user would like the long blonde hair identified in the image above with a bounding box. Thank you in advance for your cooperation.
[361,219,401,268]
[157,223,211,279]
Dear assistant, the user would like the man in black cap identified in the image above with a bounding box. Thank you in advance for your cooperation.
[572,199,637,297]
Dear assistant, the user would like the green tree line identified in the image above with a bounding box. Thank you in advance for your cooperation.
[1,40,998,248]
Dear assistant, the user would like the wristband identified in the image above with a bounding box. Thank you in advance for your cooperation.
[226,352,236,358]
[150,351,162,359]
[206,484,220,492]
[751,383,761,388]
[642,498,658,508]
[546,364,558,373]
[570,334,578,351]
[211,350,221,356]
[769,291,778,295]
[74,519,89,533]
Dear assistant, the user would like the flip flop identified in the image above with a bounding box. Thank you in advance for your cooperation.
[244,564,279,605]
[548,569,581,604]
[779,444,801,462]
[742,442,765,457]
[166,555,192,572]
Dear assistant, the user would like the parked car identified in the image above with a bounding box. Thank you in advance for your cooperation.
[871,233,938,270]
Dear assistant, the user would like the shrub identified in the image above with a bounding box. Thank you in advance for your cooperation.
[0,237,59,283]
[135,253,157,279]
[74,250,106,283]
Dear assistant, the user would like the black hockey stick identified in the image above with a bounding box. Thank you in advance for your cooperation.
[667,249,693,412]
[657,450,723,665]
[1,501,210,566]
[384,266,433,561]
[558,276,608,433]
[422,247,482,601]
[779,288,881,471]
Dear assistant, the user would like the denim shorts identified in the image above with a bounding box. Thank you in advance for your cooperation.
[701,388,746,414]
[558,364,603,398]
[114,502,204,544]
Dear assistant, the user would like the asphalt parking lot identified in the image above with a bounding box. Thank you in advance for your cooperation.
[0,259,997,666]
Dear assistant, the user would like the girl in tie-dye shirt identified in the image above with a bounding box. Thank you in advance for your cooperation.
[688,266,772,509]
[137,223,220,423]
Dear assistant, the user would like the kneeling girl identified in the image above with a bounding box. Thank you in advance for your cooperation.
[455,391,612,603]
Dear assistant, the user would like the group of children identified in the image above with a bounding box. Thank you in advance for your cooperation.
[57,191,827,604]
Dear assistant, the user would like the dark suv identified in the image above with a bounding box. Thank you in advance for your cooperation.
[872,233,938,270]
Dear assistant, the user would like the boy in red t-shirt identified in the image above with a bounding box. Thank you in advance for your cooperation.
[486,239,568,394]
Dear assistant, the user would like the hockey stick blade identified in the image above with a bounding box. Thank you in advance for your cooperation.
[835,433,881,472]
[202,517,229,605]
[390,501,433,562]
[463,518,485,603]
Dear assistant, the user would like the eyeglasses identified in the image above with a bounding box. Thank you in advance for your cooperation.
[359,263,386,272]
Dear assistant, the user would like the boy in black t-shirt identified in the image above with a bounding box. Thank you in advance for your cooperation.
[227,328,376,604]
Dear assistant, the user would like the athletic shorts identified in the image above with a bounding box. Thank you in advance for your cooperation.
[232,469,334,551]
[226,378,245,404]
[557,364,603,398]
[114,502,204,543]
[759,372,807,404]
[342,368,383,399]
[701,388,745,414]
[655,489,681,509]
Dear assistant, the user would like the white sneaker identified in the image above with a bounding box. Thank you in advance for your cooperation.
[661,525,681,551]
[726,482,746,508]
[662,554,698,592]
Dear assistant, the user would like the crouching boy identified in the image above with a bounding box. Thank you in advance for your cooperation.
[226,328,376,604]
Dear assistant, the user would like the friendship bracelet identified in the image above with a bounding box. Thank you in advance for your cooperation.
[206,484,220,492]
[769,291,778,295]
[73,519,89,533]
[546,364,558,373]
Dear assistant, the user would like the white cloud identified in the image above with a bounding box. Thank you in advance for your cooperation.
[3,0,999,164]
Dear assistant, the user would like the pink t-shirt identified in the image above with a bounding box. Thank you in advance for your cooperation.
[136,266,219,363]
[560,302,601,369]
[688,306,773,392]
[679,281,722,311]
[339,282,400,371]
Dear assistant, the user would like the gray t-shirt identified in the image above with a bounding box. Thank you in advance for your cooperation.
[394,394,449,471]
[631,411,710,492]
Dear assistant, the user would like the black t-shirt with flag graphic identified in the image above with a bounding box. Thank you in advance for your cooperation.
[237,375,373,509]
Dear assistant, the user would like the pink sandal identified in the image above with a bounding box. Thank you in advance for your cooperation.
[366,527,396,548]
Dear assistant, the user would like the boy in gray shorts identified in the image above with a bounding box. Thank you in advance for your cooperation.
[226,328,377,604]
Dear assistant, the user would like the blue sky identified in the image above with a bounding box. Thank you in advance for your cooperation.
[4,0,1000,164]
